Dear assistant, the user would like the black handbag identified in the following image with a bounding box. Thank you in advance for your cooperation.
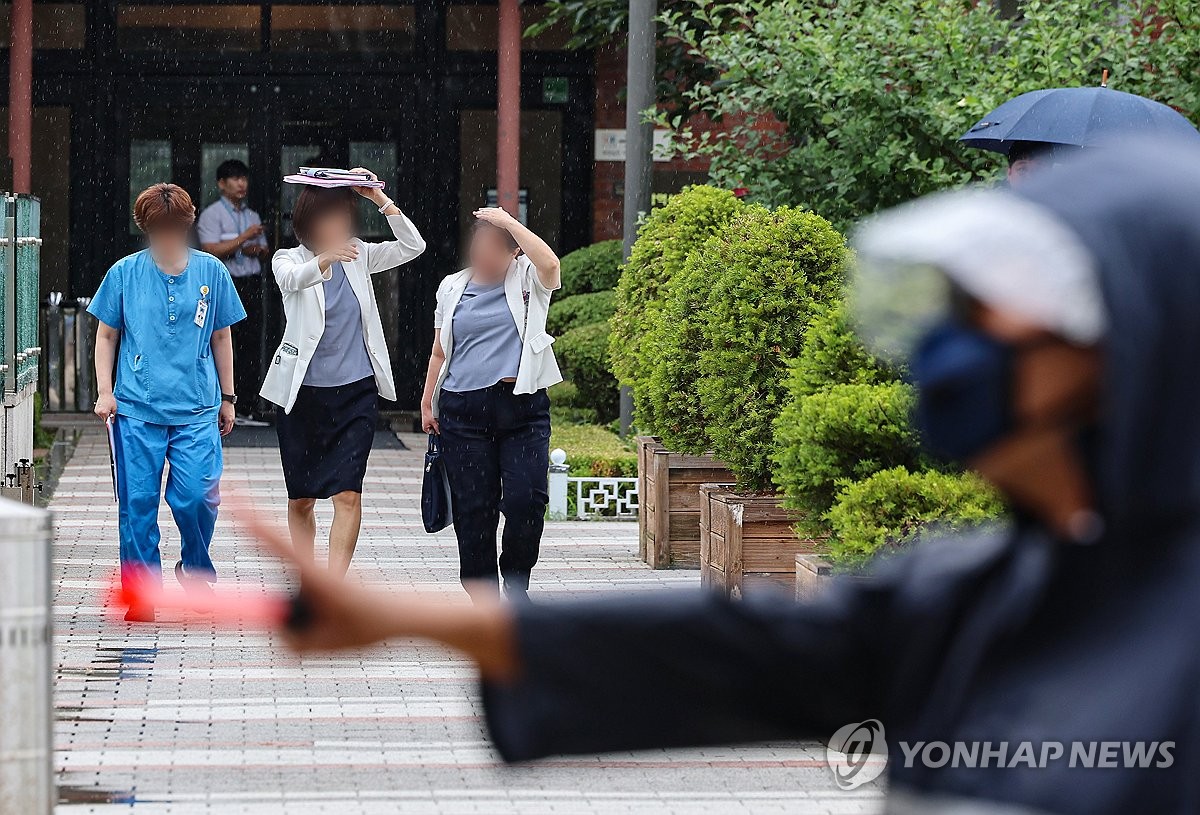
[421,433,453,533]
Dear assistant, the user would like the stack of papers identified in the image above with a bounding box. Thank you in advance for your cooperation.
[283,167,386,189]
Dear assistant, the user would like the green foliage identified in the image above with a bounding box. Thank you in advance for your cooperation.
[790,302,889,399]
[548,381,599,426]
[556,321,619,424]
[550,422,637,478]
[663,0,1200,227]
[696,206,847,490]
[526,1,738,120]
[773,382,924,519]
[558,239,624,299]
[639,232,723,452]
[827,467,1005,566]
[33,392,55,450]
[610,185,744,431]
[547,290,618,336]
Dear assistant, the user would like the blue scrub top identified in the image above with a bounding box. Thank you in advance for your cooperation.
[88,248,247,426]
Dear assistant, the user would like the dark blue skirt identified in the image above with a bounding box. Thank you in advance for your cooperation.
[276,376,378,499]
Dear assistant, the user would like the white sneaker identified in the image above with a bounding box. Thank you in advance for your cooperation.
[234,414,270,427]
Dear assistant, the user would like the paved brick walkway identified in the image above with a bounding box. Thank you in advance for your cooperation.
[51,429,884,814]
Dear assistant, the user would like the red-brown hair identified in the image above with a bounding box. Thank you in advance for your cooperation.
[133,183,196,233]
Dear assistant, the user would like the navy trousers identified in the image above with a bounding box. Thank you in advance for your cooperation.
[438,383,551,591]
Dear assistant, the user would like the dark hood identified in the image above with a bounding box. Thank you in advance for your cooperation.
[1012,141,1200,535]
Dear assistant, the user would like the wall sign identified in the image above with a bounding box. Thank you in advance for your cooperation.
[594,129,673,163]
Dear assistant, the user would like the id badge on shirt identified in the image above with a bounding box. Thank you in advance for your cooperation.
[194,298,209,328]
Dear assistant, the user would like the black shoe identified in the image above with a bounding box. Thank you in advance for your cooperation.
[175,561,216,597]
[503,583,532,604]
[124,604,155,623]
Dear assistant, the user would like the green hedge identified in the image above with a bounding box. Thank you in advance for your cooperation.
[550,423,637,478]
[547,381,599,426]
[827,467,1005,565]
[639,233,723,453]
[788,302,888,400]
[773,381,924,520]
[555,321,619,424]
[547,290,618,336]
[696,206,847,490]
[610,186,744,429]
[559,239,624,299]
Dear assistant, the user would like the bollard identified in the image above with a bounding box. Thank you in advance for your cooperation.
[548,448,569,520]
[0,497,53,815]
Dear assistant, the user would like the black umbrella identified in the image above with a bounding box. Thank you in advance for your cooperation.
[960,84,1200,155]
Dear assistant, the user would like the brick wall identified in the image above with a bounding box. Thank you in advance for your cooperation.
[590,44,785,243]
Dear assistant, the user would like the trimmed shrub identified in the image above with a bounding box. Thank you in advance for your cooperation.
[773,382,924,519]
[827,467,1005,566]
[547,381,599,427]
[556,321,619,424]
[559,239,624,299]
[639,231,724,453]
[789,301,889,400]
[609,185,744,430]
[695,206,847,490]
[547,290,618,336]
[551,423,637,478]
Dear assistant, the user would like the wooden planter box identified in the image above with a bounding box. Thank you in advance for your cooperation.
[795,553,867,602]
[699,485,825,598]
[637,436,734,569]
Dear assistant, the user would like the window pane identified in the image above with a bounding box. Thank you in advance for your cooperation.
[279,143,320,240]
[200,143,250,209]
[446,4,571,51]
[129,140,172,234]
[0,4,86,49]
[271,5,414,52]
[349,141,397,235]
[117,5,261,52]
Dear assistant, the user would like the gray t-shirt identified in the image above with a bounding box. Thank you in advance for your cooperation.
[443,280,523,393]
[303,262,375,388]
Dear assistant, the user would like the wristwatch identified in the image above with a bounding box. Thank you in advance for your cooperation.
[221,393,238,405]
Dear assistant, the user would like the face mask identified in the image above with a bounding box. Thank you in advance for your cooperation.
[910,321,1015,461]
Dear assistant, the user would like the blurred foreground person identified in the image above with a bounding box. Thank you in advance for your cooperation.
[91,184,245,622]
[257,142,1200,813]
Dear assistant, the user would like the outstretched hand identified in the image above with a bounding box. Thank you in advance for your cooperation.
[232,501,407,652]
[231,498,521,679]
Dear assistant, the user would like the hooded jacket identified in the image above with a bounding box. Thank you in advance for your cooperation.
[480,143,1200,814]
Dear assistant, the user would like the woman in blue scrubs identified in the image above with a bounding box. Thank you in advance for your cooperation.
[90,183,246,623]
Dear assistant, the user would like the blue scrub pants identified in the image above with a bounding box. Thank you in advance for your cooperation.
[113,416,222,589]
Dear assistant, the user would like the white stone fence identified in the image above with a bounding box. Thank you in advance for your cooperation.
[547,447,640,520]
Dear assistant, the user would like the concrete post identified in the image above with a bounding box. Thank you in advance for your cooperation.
[619,0,657,436]
[0,497,53,814]
[548,447,569,519]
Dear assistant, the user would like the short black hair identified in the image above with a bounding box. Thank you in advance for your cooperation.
[291,186,357,246]
[216,159,250,181]
[1007,141,1055,165]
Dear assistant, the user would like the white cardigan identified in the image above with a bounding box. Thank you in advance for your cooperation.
[430,255,562,417]
[260,213,426,413]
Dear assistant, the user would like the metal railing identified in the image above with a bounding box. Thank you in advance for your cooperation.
[1,194,41,492]
[39,294,97,413]
[548,447,640,520]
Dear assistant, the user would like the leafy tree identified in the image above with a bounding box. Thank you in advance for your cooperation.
[527,0,739,119]
[662,0,1200,226]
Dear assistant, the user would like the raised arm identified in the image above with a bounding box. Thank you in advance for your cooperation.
[347,167,427,274]
[273,244,359,292]
[474,208,560,291]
